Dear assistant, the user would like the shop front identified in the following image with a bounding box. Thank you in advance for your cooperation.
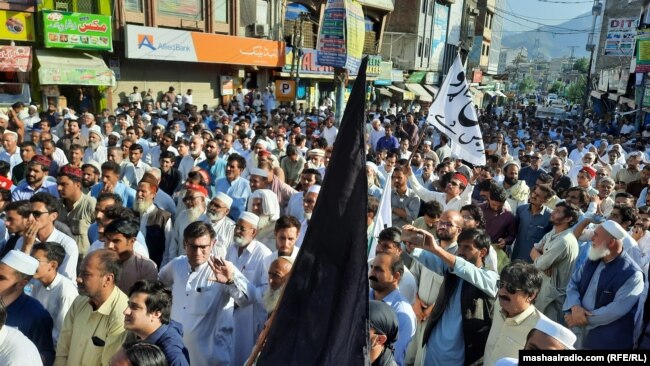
[278,47,381,108]
[0,10,36,107]
[121,25,285,109]
[37,10,114,111]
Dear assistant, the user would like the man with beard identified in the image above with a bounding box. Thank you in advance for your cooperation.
[57,165,96,256]
[135,173,172,267]
[198,138,226,197]
[12,155,58,200]
[262,256,293,314]
[254,216,301,308]
[286,168,321,221]
[392,160,421,229]
[122,280,190,366]
[306,148,325,170]
[483,262,544,365]
[56,250,128,365]
[253,163,297,212]
[80,161,101,193]
[90,161,136,209]
[0,250,55,365]
[178,135,206,181]
[104,219,158,293]
[563,220,644,349]
[296,185,319,247]
[549,157,572,199]
[207,192,236,258]
[368,252,416,366]
[402,226,497,366]
[83,126,107,164]
[528,202,579,323]
[56,119,87,157]
[225,211,271,366]
[215,154,251,221]
[503,162,530,212]
[165,184,209,265]
[246,188,280,249]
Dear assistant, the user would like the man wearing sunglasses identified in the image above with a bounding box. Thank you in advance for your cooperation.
[484,261,544,365]
[402,225,497,366]
[15,192,78,281]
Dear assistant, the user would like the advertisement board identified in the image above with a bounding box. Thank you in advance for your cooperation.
[0,46,32,72]
[316,0,365,73]
[43,10,113,51]
[0,10,35,42]
[604,18,637,56]
[126,25,285,67]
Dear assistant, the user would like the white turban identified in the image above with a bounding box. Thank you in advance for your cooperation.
[247,189,280,221]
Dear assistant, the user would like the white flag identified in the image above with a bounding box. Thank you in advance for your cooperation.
[368,174,392,260]
[427,54,486,166]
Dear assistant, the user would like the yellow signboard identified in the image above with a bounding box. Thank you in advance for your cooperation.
[0,11,35,42]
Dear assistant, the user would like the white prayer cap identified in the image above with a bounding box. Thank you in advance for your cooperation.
[424,140,432,146]
[214,192,233,208]
[366,161,380,175]
[557,147,568,154]
[1,250,39,276]
[3,130,17,138]
[307,184,321,195]
[110,131,121,139]
[88,125,103,138]
[600,220,626,240]
[277,255,295,265]
[533,314,577,350]
[29,105,38,111]
[250,168,269,178]
[238,211,260,228]
[255,139,268,149]
[503,161,520,171]
[309,149,325,157]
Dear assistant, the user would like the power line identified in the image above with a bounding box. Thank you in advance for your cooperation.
[537,0,593,3]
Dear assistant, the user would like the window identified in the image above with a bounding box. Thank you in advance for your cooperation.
[158,0,203,20]
[422,0,428,14]
[418,38,423,58]
[425,37,430,57]
[214,0,228,23]
[482,44,486,56]
[53,0,98,13]
[486,45,490,55]
[125,0,143,12]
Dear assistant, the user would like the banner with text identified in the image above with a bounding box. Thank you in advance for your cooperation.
[43,10,112,51]
[316,0,365,73]
[125,25,285,67]
[604,18,637,56]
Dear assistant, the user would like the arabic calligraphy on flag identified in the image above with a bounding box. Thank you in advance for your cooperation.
[426,54,486,166]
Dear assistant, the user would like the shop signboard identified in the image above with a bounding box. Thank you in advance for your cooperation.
[42,10,113,51]
[636,31,650,73]
[275,80,296,101]
[316,0,365,73]
[0,46,32,72]
[0,10,35,42]
[430,2,448,71]
[604,18,637,56]
[643,85,650,108]
[220,76,234,96]
[126,25,285,67]
[284,47,381,77]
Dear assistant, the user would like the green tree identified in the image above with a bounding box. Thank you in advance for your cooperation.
[548,81,565,94]
[518,76,537,94]
[566,75,586,103]
[573,58,588,73]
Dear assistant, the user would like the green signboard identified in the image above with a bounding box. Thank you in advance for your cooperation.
[42,10,112,51]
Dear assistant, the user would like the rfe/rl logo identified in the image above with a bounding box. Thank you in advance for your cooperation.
[138,35,155,50]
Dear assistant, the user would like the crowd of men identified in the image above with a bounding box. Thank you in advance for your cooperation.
[0,88,648,366]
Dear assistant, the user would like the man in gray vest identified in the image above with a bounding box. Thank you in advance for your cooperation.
[134,172,172,267]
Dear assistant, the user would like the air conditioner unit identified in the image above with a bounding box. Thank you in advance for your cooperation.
[253,23,269,37]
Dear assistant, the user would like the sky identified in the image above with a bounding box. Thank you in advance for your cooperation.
[503,0,595,33]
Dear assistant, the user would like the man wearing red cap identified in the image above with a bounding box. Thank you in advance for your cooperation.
[405,167,473,212]
[12,155,58,200]
[576,166,598,197]
[164,183,209,265]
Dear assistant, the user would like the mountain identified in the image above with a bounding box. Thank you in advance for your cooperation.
[501,12,595,59]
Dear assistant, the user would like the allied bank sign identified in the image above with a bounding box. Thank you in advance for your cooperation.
[125,25,285,67]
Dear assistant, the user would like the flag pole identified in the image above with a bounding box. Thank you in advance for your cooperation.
[367,171,392,256]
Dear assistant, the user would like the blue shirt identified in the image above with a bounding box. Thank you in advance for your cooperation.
[11,180,59,201]
[6,293,55,366]
[145,320,190,366]
[155,189,177,219]
[518,166,547,189]
[369,288,415,366]
[88,221,147,246]
[376,136,400,151]
[215,176,251,220]
[512,204,553,262]
[90,182,136,208]
[412,252,498,366]
[197,158,227,198]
